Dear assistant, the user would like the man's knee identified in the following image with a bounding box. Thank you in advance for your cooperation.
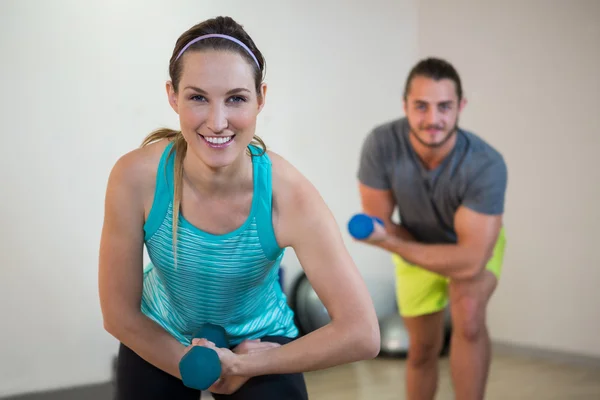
[449,270,497,341]
[451,295,485,341]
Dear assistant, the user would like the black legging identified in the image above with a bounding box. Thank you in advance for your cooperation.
[114,336,309,400]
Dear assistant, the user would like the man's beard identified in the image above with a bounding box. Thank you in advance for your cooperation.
[409,120,459,149]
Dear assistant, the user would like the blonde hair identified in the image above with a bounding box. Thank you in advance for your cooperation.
[141,129,266,264]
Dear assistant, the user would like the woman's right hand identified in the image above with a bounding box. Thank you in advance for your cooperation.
[194,338,281,395]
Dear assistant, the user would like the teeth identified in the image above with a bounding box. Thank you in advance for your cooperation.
[204,136,233,145]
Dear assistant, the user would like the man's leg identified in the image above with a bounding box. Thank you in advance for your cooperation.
[448,228,505,400]
[448,269,497,400]
[403,311,446,400]
[393,254,450,400]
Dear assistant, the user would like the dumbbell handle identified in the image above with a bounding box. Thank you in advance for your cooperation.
[347,213,384,240]
[194,324,228,348]
[179,324,228,390]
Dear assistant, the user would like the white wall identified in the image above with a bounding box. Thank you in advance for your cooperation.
[417,0,600,357]
[0,0,417,396]
[7,0,596,397]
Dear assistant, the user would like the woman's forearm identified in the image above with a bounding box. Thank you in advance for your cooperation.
[230,319,379,377]
[106,312,188,379]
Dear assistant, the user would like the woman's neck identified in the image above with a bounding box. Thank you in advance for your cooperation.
[182,151,253,197]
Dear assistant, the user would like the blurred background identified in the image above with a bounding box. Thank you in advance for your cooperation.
[1,0,599,398]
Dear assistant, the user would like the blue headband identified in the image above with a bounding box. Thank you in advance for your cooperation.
[174,33,260,69]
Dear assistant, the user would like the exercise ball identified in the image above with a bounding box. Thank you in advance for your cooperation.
[378,313,410,356]
[289,273,331,335]
[290,272,453,358]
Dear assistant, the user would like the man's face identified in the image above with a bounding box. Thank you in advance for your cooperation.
[404,76,465,148]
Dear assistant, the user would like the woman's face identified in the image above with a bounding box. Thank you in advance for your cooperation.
[168,50,266,169]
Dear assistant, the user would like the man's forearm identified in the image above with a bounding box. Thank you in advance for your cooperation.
[387,222,416,242]
[376,235,480,280]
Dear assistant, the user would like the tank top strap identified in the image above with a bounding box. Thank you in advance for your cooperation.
[248,145,284,260]
[144,141,175,241]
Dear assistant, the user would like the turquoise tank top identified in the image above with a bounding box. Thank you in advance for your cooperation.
[140,141,298,346]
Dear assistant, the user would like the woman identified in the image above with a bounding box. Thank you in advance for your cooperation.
[99,16,379,399]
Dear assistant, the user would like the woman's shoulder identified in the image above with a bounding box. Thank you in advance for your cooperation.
[267,150,335,249]
[108,138,171,198]
[267,150,299,192]
[268,150,322,215]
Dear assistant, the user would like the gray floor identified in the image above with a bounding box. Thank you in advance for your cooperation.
[2,383,114,400]
[3,347,600,400]
[1,383,213,400]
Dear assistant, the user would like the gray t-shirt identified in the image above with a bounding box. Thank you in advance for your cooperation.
[358,117,507,244]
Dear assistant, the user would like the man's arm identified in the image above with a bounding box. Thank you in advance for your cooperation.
[359,155,507,280]
[358,184,415,241]
[375,206,502,280]
[355,127,417,240]
[359,183,500,279]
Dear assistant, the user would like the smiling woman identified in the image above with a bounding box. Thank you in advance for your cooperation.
[98,15,380,400]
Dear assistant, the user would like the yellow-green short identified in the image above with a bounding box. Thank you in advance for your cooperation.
[392,228,506,318]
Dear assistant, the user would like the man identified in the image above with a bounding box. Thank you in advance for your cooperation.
[356,57,507,400]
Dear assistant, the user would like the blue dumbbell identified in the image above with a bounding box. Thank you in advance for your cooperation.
[179,323,229,390]
[347,213,384,240]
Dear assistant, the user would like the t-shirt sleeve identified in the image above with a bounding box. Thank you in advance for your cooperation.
[462,156,508,215]
[357,130,390,190]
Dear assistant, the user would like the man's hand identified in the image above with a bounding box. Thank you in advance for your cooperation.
[354,219,390,244]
